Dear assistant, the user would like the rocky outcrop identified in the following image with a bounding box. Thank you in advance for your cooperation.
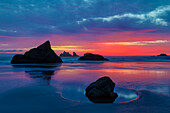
[73,52,79,57]
[60,51,79,57]
[157,53,168,56]
[86,76,118,103]
[11,41,63,64]
[78,53,108,61]
[60,51,72,57]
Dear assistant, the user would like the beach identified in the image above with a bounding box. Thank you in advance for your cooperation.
[0,54,169,112]
[0,86,169,113]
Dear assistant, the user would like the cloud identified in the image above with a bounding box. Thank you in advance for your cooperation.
[52,45,94,51]
[78,5,170,26]
[0,0,170,37]
[0,29,17,33]
[0,44,8,46]
[102,40,170,46]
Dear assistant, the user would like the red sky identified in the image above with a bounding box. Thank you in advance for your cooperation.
[0,29,169,56]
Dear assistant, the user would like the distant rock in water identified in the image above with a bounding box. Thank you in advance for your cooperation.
[60,51,79,57]
[11,41,63,64]
[157,53,168,56]
[73,52,79,57]
[86,76,118,103]
[60,51,72,57]
[78,53,108,61]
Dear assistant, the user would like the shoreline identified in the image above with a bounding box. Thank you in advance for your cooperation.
[0,86,169,113]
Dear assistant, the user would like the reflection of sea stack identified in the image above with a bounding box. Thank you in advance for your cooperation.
[78,53,109,61]
[60,51,79,57]
[25,70,55,85]
[157,53,168,56]
[11,41,63,64]
[86,76,118,103]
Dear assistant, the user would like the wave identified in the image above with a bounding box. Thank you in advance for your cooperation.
[0,55,170,65]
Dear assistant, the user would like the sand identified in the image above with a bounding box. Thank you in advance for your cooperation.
[0,86,169,113]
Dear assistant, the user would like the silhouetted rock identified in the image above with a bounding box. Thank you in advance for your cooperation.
[60,51,72,57]
[60,51,79,57]
[157,53,168,56]
[78,53,109,61]
[11,41,63,64]
[86,76,118,103]
[73,52,79,57]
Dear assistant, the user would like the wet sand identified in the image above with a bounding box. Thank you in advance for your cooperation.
[0,86,169,113]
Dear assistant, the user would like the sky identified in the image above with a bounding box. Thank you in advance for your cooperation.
[0,0,170,56]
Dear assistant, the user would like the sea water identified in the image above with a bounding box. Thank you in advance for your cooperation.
[0,53,170,103]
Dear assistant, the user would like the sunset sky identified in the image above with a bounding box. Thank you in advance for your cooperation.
[0,0,170,56]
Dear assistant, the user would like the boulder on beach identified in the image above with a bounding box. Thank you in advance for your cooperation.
[85,76,118,103]
[78,53,109,61]
[157,53,168,56]
[11,41,63,64]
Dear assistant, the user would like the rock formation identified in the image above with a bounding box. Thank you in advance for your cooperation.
[60,51,72,57]
[60,51,79,57]
[86,76,118,103]
[78,53,109,61]
[11,41,63,64]
[73,52,79,57]
[157,53,168,56]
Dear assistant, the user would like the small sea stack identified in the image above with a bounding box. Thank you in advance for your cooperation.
[11,41,63,64]
[78,53,109,61]
[86,76,118,103]
[73,52,79,57]
[157,53,168,56]
[60,51,79,57]
[60,51,72,57]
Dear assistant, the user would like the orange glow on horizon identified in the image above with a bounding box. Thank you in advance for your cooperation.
[0,29,170,56]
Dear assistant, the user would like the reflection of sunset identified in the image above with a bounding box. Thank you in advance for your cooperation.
[52,62,170,87]
[100,69,167,74]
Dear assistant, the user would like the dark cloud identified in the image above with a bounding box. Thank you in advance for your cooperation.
[0,0,170,37]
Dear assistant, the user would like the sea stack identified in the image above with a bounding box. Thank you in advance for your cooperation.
[86,76,118,103]
[11,41,63,64]
[73,52,79,57]
[60,51,72,57]
[78,53,108,61]
[157,53,168,56]
[60,51,79,57]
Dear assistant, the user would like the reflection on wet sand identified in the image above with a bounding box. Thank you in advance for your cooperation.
[11,63,62,85]
[25,70,55,85]
[7,62,170,103]
[12,63,62,68]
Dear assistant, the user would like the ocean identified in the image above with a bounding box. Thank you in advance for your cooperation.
[0,53,170,104]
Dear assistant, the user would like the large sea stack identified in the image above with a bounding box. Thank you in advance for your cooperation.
[86,76,118,103]
[78,53,108,61]
[11,41,63,64]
